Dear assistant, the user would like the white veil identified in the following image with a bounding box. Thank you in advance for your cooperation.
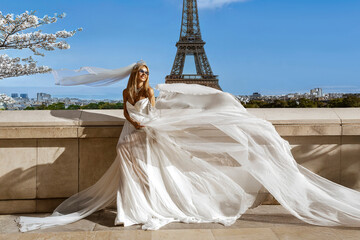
[52,61,145,86]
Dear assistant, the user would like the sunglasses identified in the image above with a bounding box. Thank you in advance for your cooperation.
[139,69,149,76]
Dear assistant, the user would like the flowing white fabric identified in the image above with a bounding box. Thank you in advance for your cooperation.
[17,83,360,232]
[52,63,136,86]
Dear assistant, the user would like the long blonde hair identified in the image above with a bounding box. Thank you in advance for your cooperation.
[126,63,150,103]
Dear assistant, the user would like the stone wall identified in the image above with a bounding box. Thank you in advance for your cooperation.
[0,108,359,214]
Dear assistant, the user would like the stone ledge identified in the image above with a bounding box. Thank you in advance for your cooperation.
[248,108,342,124]
[332,108,360,124]
[0,127,78,139]
[1,108,356,127]
[274,124,341,136]
[0,110,82,127]
[0,110,124,127]
[0,200,36,214]
[1,108,360,213]
[1,109,359,138]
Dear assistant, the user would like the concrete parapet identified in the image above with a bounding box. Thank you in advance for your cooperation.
[0,108,359,213]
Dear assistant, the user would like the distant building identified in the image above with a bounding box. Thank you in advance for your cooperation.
[328,93,343,99]
[251,92,262,100]
[37,93,51,102]
[11,93,19,98]
[310,88,323,98]
[287,94,295,99]
[20,93,29,99]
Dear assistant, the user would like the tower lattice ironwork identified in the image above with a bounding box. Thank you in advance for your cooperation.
[165,0,221,90]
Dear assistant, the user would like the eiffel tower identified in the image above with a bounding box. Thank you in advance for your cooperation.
[165,0,222,90]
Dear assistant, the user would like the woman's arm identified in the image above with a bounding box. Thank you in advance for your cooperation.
[123,89,143,129]
[148,87,155,107]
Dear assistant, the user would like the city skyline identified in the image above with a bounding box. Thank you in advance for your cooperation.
[2,86,352,110]
[0,85,358,101]
[1,81,359,100]
[0,0,359,97]
[2,86,348,101]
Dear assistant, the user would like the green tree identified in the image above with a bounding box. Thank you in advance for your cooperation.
[115,102,124,109]
[244,102,259,108]
[316,101,327,108]
[342,95,360,107]
[268,99,289,108]
[99,102,113,109]
[81,103,99,109]
[287,99,299,108]
[67,104,81,110]
[244,100,266,108]
[298,98,317,108]
[46,102,65,110]
[328,98,344,108]
[98,102,124,109]
[35,104,47,110]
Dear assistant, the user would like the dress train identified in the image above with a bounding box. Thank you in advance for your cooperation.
[17,83,360,232]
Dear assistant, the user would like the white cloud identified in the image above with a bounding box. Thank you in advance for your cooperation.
[197,0,250,9]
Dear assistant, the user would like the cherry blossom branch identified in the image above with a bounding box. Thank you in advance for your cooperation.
[0,54,51,79]
[0,93,15,105]
[0,11,81,78]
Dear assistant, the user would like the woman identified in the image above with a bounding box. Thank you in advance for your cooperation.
[122,63,155,129]
[17,61,360,232]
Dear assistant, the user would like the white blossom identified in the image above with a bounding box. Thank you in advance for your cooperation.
[0,54,51,79]
[28,15,39,25]
[0,93,15,104]
[0,10,81,79]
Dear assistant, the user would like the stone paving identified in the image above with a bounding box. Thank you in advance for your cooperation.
[0,205,359,239]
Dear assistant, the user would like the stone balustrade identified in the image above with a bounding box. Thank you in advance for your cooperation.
[0,108,360,214]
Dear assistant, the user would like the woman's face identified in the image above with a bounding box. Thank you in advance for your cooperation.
[138,66,149,83]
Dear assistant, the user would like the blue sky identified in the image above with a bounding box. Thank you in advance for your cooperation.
[1,0,359,99]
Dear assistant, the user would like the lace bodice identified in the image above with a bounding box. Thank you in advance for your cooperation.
[126,98,150,114]
[126,98,157,125]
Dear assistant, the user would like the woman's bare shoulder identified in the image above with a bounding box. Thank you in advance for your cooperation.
[123,88,129,98]
[147,87,154,96]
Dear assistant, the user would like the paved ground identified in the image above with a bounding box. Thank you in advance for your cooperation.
[0,205,359,239]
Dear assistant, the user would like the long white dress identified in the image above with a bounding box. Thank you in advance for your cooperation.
[17,83,360,232]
